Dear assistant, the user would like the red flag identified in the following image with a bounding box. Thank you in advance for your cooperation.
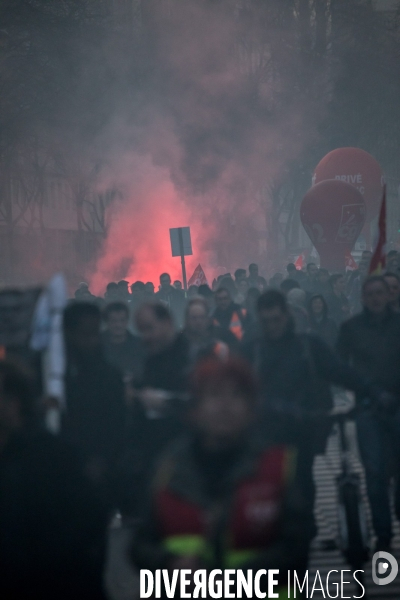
[294,253,304,270]
[188,264,208,287]
[369,185,386,275]
[345,251,358,271]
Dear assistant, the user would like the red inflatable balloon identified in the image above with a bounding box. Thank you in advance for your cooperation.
[313,147,383,222]
[300,180,366,271]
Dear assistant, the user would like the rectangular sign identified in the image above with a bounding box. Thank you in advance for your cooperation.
[169,227,193,257]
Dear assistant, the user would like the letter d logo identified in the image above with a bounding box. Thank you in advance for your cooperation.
[372,551,398,586]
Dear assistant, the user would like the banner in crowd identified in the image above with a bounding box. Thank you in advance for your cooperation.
[188,264,208,287]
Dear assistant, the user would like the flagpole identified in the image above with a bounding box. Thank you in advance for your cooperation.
[369,185,387,275]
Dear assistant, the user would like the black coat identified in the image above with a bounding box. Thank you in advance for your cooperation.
[242,331,367,451]
[128,335,191,512]
[101,330,144,380]
[213,302,247,332]
[63,349,126,469]
[0,431,108,600]
[337,308,400,398]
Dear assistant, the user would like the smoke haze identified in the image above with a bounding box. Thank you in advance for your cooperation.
[87,0,319,293]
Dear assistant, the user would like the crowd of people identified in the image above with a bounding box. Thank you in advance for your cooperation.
[2,251,400,599]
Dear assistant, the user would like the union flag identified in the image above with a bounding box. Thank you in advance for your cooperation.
[188,264,208,287]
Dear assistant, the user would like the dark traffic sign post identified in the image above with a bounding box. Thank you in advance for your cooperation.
[169,227,193,292]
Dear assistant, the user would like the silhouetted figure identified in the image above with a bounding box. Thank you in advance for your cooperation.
[63,303,126,505]
[337,276,400,552]
[247,262,267,290]
[213,287,248,340]
[155,273,186,328]
[242,290,370,548]
[0,361,108,600]
[129,303,189,513]
[102,301,144,381]
[308,295,338,347]
[181,297,235,363]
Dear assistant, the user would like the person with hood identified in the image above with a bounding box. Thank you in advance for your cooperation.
[308,294,338,347]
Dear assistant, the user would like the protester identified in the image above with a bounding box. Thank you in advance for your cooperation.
[326,273,351,324]
[130,280,146,309]
[234,267,247,286]
[302,263,319,296]
[63,302,126,502]
[131,358,312,590]
[247,262,267,289]
[173,280,182,290]
[197,283,215,311]
[218,273,237,297]
[181,297,233,363]
[213,286,248,340]
[280,277,300,296]
[316,268,331,297]
[101,301,144,382]
[74,282,95,301]
[234,278,249,305]
[286,262,305,284]
[287,287,309,333]
[144,281,155,298]
[105,282,119,301]
[187,284,199,297]
[243,286,261,327]
[337,276,400,552]
[308,294,338,347]
[384,271,400,312]
[130,302,189,510]
[155,273,186,327]
[0,360,109,600]
[242,289,371,554]
[117,280,131,302]
[269,272,284,289]
[348,260,369,314]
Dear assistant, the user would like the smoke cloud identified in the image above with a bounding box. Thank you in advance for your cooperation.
[87,0,319,293]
